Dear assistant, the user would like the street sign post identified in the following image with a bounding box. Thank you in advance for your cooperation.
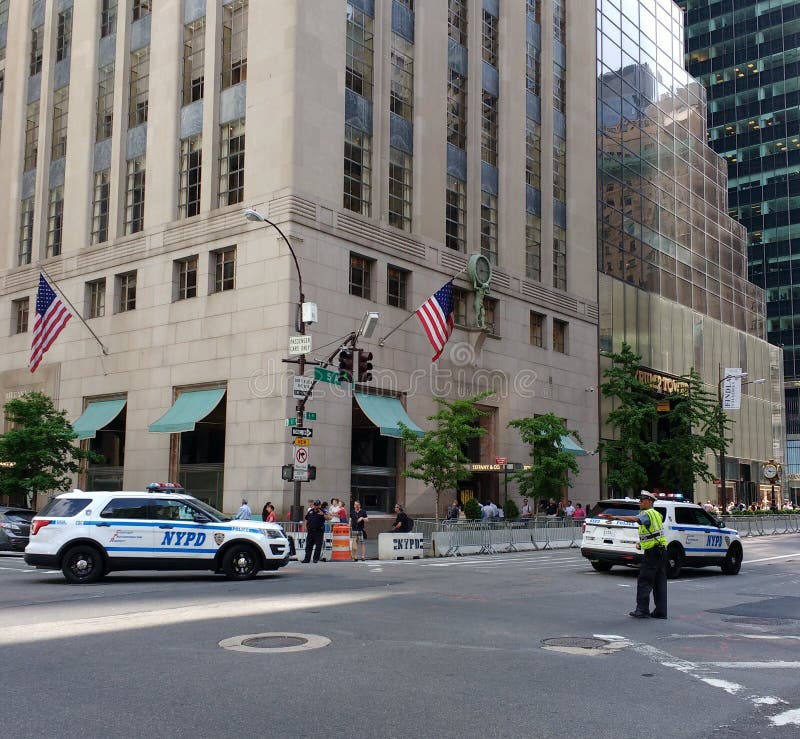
[291,427,313,438]
[289,335,313,355]
[305,412,317,421]
[293,437,310,446]
[285,417,297,427]
[292,375,313,399]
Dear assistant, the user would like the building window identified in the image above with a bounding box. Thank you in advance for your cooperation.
[445,176,466,251]
[175,256,198,301]
[30,26,43,76]
[212,247,236,293]
[480,192,498,266]
[553,0,566,45]
[128,47,149,127]
[553,134,566,202]
[222,0,248,89]
[553,62,566,114]
[481,10,498,67]
[56,7,73,62]
[447,69,467,149]
[18,198,34,266]
[13,298,29,335]
[526,212,541,281]
[101,0,118,38]
[183,17,205,104]
[51,87,69,160]
[553,319,567,354]
[387,265,408,309]
[530,312,544,347]
[481,92,498,166]
[454,289,495,330]
[179,135,202,218]
[526,1,540,24]
[448,0,467,46]
[218,118,245,207]
[91,169,110,244]
[125,157,146,235]
[346,4,374,100]
[343,125,371,216]
[0,0,9,27]
[46,187,64,258]
[349,254,373,299]
[388,148,412,231]
[553,225,567,291]
[96,64,114,141]
[116,272,137,313]
[86,279,106,319]
[526,42,540,96]
[24,102,39,171]
[390,33,413,120]
[132,0,151,22]
[526,118,541,189]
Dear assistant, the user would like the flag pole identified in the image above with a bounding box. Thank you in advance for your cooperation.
[39,266,110,356]
[378,266,467,347]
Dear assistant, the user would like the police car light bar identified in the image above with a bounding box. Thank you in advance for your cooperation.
[146,482,185,493]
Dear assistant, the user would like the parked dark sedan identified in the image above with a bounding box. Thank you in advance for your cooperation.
[0,507,36,552]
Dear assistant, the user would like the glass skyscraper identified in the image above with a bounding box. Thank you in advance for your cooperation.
[682,0,800,492]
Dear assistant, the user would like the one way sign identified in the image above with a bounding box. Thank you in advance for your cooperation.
[291,427,313,438]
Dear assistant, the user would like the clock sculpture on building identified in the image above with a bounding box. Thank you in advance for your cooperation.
[467,254,493,330]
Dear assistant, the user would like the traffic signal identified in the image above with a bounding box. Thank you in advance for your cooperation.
[338,348,353,382]
[357,350,374,383]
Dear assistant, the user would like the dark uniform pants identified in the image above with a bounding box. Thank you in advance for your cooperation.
[636,545,667,616]
[304,530,324,562]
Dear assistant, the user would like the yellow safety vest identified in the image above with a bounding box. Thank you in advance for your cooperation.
[638,508,667,550]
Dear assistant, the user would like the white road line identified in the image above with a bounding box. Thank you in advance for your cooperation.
[770,708,800,727]
[745,553,800,564]
[699,661,800,669]
[668,634,800,641]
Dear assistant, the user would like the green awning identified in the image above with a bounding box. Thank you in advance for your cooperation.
[148,388,226,433]
[559,435,588,455]
[72,399,127,440]
[354,392,424,438]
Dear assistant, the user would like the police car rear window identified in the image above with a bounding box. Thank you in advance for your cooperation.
[38,498,92,517]
[591,503,640,517]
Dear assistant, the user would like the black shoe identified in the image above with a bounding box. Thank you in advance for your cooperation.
[312,559,320,563]
[301,559,310,563]
[650,612,668,619]
[629,611,650,619]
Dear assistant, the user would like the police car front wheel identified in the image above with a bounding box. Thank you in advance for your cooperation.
[666,543,684,579]
[222,544,259,580]
[61,544,105,584]
[720,542,743,575]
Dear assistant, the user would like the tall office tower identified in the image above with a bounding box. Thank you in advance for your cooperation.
[682,0,799,502]
[596,0,784,504]
[0,1,600,514]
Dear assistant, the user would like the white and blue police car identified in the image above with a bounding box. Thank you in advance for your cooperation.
[580,495,743,578]
[24,483,294,584]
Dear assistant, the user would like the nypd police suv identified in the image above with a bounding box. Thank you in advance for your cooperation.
[24,483,293,584]
[581,495,743,578]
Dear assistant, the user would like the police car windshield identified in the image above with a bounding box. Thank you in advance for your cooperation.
[591,501,641,517]
[189,498,231,522]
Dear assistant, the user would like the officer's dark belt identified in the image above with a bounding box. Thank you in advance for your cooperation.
[641,531,664,541]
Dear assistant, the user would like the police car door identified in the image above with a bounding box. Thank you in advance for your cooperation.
[95,497,157,562]
[151,498,217,562]
[674,506,725,560]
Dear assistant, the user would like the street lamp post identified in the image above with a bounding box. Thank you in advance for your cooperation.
[244,208,307,522]
[717,369,766,509]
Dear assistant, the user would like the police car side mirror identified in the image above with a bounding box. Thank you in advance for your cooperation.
[193,514,211,523]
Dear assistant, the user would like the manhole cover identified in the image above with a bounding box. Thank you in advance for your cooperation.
[219,632,331,654]
[242,636,307,649]
[542,637,610,649]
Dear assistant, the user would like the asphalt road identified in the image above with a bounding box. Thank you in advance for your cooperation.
[1,535,799,739]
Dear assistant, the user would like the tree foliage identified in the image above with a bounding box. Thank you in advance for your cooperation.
[0,392,99,506]
[400,391,492,521]
[463,497,482,520]
[508,413,581,500]
[599,343,730,496]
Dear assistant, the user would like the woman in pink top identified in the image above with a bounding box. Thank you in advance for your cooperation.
[572,503,586,520]
[263,502,277,523]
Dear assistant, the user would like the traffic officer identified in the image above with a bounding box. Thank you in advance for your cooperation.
[302,500,326,563]
[599,490,667,619]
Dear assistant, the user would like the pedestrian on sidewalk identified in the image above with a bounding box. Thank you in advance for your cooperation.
[599,490,667,619]
[234,499,252,520]
[302,500,326,563]
[350,500,368,560]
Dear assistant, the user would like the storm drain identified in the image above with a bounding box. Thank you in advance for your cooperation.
[541,635,629,656]
[219,632,331,654]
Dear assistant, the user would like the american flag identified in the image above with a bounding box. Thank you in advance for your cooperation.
[30,274,71,373]
[416,280,455,361]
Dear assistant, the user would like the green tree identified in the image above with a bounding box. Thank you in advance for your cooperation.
[463,497,482,520]
[599,342,660,495]
[508,413,582,500]
[400,392,491,522]
[0,392,99,506]
[659,369,729,492]
[503,497,519,520]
